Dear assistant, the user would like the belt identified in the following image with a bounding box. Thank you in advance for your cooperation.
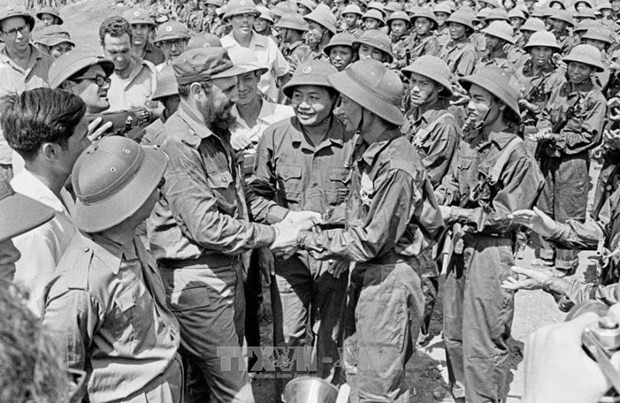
[366,252,417,266]
[159,253,241,269]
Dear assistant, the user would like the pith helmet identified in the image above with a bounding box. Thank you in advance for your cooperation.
[386,10,411,26]
[433,2,453,15]
[402,55,453,97]
[563,44,604,72]
[304,4,337,34]
[154,21,191,43]
[297,0,317,12]
[548,9,574,26]
[323,32,355,56]
[524,31,561,51]
[445,8,475,31]
[256,5,274,23]
[385,2,403,12]
[48,49,114,89]
[482,20,515,44]
[341,4,363,17]
[582,27,613,44]
[574,0,593,10]
[35,25,74,47]
[576,8,597,20]
[598,1,613,11]
[548,0,566,9]
[354,29,394,63]
[328,59,404,125]
[223,0,260,21]
[507,8,526,21]
[410,6,438,28]
[484,8,509,22]
[362,9,386,27]
[459,66,520,122]
[187,33,222,49]
[282,59,337,98]
[573,19,597,35]
[367,1,387,15]
[122,8,154,25]
[479,0,500,7]
[152,65,179,101]
[72,136,169,233]
[0,6,35,31]
[271,1,298,17]
[274,12,308,31]
[36,6,63,24]
[519,17,546,32]
[0,179,54,242]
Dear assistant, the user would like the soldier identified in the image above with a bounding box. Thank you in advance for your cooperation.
[323,32,356,71]
[581,27,614,91]
[141,65,180,146]
[433,2,453,47]
[530,45,607,275]
[548,9,576,55]
[386,10,412,69]
[508,8,526,33]
[250,59,353,400]
[439,8,478,80]
[152,21,191,70]
[35,6,62,26]
[303,4,338,61]
[401,56,461,345]
[147,47,316,402]
[476,20,516,73]
[514,31,565,154]
[123,8,165,66]
[353,29,393,63]
[35,25,75,58]
[408,7,441,60]
[434,66,543,403]
[339,4,364,37]
[361,8,385,31]
[274,12,312,71]
[43,136,183,403]
[297,0,317,16]
[254,5,275,38]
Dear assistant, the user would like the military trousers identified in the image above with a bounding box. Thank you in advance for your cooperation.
[443,233,515,403]
[159,257,254,403]
[121,354,184,403]
[342,256,424,403]
[270,253,348,396]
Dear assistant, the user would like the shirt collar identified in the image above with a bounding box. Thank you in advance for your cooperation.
[477,130,518,150]
[87,233,139,275]
[0,43,42,70]
[10,169,68,213]
[174,102,217,147]
[360,128,402,166]
[289,116,345,148]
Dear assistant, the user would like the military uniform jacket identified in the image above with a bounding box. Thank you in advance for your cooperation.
[514,60,566,128]
[439,37,478,79]
[298,129,445,262]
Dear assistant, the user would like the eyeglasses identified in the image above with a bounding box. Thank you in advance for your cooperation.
[159,39,187,48]
[2,24,29,37]
[72,75,112,87]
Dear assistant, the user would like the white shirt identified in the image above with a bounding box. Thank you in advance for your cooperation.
[221,32,291,103]
[230,100,294,148]
[11,169,76,316]
[108,57,158,112]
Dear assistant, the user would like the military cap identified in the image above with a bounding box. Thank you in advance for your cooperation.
[172,47,246,85]
[228,47,268,76]
[154,21,191,43]
[0,6,35,31]
[304,4,337,34]
[482,20,515,44]
[386,10,410,26]
[323,32,355,56]
[548,9,574,26]
[563,43,605,72]
[187,33,222,49]
[354,29,394,62]
[256,5,274,23]
[122,8,154,25]
[530,5,550,18]
[476,7,491,21]
[328,59,404,125]
[519,17,546,32]
[152,65,179,101]
[35,25,74,47]
[274,12,308,31]
[35,6,63,24]
[410,6,438,27]
[361,9,386,27]
[459,66,520,122]
[524,31,560,51]
[582,27,613,44]
[574,0,593,10]
[484,8,509,22]
[402,55,453,97]
[271,1,298,17]
[282,59,338,98]
[341,4,364,17]
[433,2,453,15]
[445,8,476,31]
[507,8,526,21]
[72,136,168,233]
[48,49,114,89]
[573,19,598,35]
[367,1,387,15]
[223,0,260,20]
[0,179,54,242]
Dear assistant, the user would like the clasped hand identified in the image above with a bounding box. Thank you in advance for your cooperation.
[269,210,323,258]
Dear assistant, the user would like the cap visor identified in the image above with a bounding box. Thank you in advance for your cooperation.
[74,147,168,233]
[211,64,252,79]
[0,192,55,241]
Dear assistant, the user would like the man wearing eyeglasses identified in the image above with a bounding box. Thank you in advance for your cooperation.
[153,20,191,71]
[0,7,53,182]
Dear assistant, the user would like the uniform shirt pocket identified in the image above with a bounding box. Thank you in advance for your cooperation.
[327,168,351,206]
[207,170,236,213]
[276,164,303,203]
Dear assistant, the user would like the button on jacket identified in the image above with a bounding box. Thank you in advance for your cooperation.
[43,233,180,403]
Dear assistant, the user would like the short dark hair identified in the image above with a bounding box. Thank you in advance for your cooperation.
[99,16,132,46]
[1,88,87,160]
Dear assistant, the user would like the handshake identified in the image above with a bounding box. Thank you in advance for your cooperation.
[269,210,323,258]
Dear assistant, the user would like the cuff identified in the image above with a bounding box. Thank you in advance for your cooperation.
[255,224,276,248]
[267,205,289,224]
[296,230,312,250]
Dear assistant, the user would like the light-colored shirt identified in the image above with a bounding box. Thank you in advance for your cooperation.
[11,169,75,316]
[0,44,53,164]
[108,56,158,112]
[43,233,180,403]
[221,32,290,103]
[230,100,294,149]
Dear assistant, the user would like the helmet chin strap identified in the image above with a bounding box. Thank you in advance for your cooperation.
[463,105,491,132]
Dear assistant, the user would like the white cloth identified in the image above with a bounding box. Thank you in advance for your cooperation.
[230,100,294,150]
[11,169,75,316]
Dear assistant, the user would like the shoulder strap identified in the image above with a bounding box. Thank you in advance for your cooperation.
[488,136,522,185]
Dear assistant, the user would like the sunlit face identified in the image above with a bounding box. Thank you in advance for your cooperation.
[358,43,384,61]
[254,17,270,33]
[509,17,524,30]
[448,21,467,40]
[567,61,594,84]
[290,85,335,127]
[435,12,449,27]
[409,72,439,106]
[159,38,188,62]
[329,45,354,71]
[40,13,58,26]
[414,17,433,35]
[307,21,326,46]
[102,33,132,72]
[583,38,607,52]
[363,17,381,30]
[236,71,261,106]
[529,46,554,67]
[333,93,363,132]
[466,84,501,129]
[130,23,151,47]
[343,13,359,27]
[0,17,31,54]
[390,19,408,36]
[231,13,255,35]
[69,64,111,114]
[49,42,73,58]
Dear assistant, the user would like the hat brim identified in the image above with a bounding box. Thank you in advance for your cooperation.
[73,147,168,233]
[0,191,55,242]
[211,64,252,79]
[154,33,191,43]
[282,75,334,98]
[40,38,75,47]
[459,75,521,122]
[36,12,63,24]
[563,55,605,72]
[0,12,36,30]
[274,21,308,31]
[50,56,114,89]
[328,69,403,126]
[401,66,453,97]
[129,19,155,25]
